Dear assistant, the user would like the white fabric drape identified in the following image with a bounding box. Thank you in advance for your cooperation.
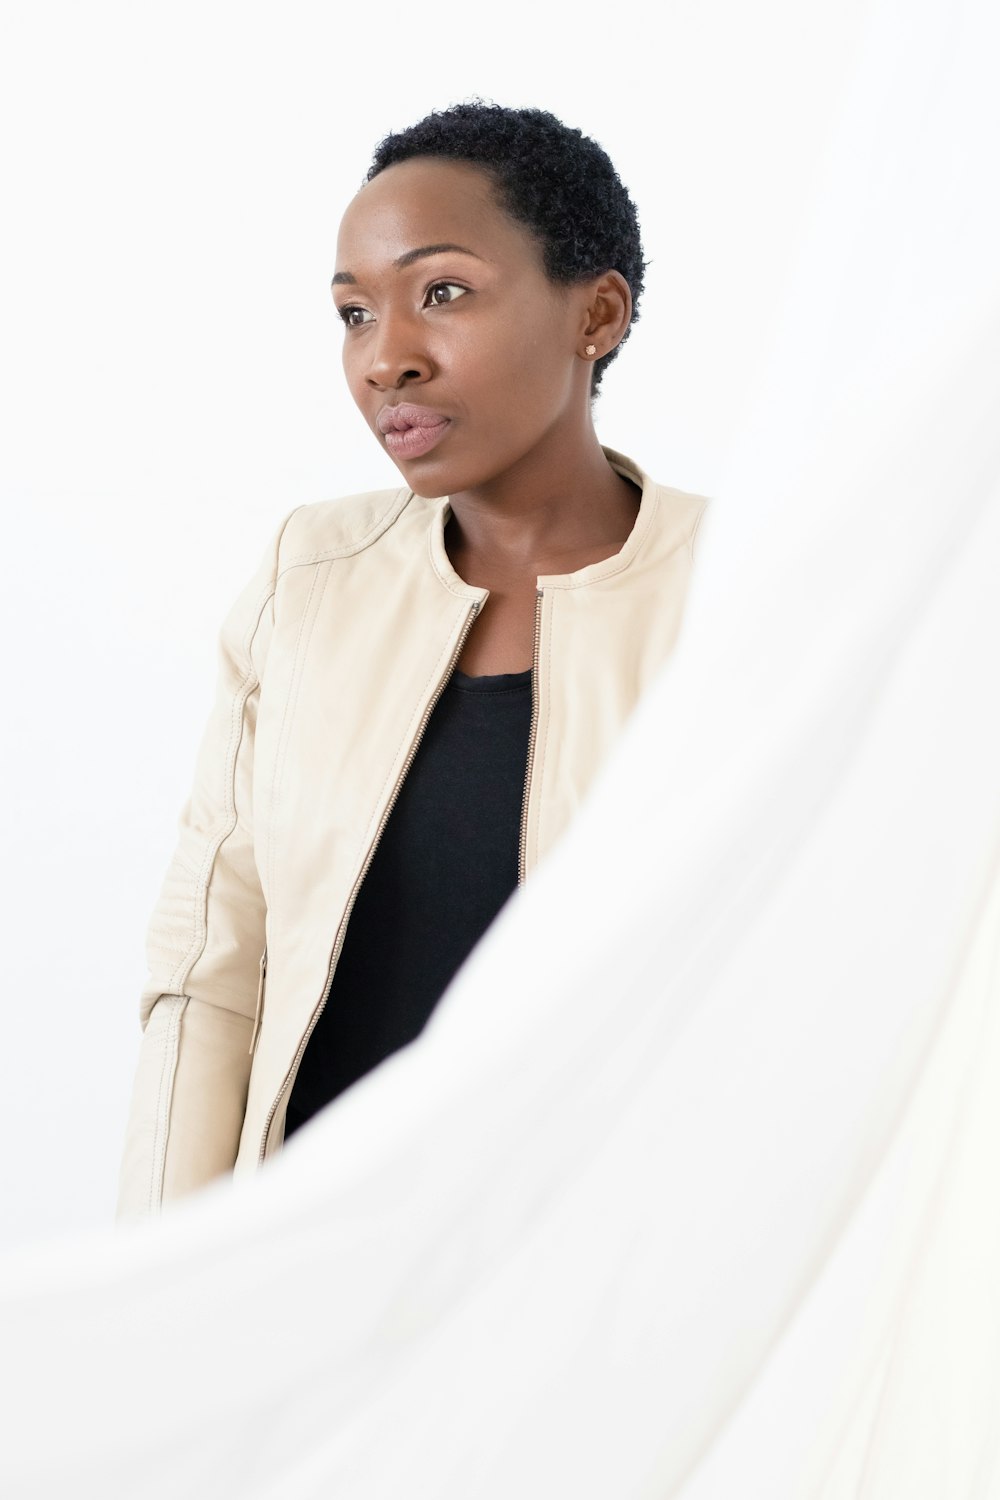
[3,0,999,1494]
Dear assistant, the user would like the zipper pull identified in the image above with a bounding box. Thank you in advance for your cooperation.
[248,946,267,1056]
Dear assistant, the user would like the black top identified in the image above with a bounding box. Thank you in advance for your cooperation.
[285,665,533,1135]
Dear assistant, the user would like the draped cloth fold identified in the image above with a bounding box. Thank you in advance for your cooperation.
[2,0,999,1494]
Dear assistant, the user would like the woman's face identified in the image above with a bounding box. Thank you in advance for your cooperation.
[332,156,599,497]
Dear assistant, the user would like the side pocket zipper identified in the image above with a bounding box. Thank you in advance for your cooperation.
[248,946,268,1057]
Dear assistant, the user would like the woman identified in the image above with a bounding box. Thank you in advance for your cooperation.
[116,101,708,1221]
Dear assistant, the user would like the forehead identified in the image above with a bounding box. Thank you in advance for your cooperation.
[336,157,541,271]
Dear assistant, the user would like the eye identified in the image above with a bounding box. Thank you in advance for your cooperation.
[338,304,374,329]
[424,281,469,307]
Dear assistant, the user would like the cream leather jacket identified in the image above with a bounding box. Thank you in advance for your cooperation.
[115,446,708,1222]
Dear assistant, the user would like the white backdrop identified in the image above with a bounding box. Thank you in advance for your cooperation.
[0,0,874,1246]
[2,0,1000,1494]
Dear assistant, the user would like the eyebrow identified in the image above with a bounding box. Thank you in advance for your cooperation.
[331,243,486,287]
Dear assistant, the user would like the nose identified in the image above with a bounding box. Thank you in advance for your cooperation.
[363,310,432,391]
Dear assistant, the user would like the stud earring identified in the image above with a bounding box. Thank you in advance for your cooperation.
[584,344,597,356]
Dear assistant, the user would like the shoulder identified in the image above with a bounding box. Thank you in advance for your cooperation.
[273,484,428,573]
[654,481,710,554]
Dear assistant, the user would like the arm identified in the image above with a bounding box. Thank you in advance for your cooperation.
[115,505,301,1223]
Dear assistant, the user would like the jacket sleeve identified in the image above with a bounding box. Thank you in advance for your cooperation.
[115,505,301,1224]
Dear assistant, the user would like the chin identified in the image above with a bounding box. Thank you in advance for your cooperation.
[392,450,469,499]
[393,462,450,500]
[410,449,522,500]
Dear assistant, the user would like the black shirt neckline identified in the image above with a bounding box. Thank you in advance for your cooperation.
[450,667,532,692]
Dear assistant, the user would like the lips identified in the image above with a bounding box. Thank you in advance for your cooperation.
[375,402,452,459]
[375,402,451,435]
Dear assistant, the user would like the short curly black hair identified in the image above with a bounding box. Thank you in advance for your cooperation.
[363,99,647,402]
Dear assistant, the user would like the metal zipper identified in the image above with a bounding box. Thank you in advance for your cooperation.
[257,598,484,1163]
[517,587,544,886]
[248,946,268,1056]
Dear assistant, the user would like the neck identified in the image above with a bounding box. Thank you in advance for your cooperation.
[444,426,640,577]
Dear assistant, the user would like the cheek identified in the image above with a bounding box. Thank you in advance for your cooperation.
[451,302,565,404]
[341,342,370,405]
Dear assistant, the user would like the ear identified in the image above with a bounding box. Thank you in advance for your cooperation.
[579,270,632,359]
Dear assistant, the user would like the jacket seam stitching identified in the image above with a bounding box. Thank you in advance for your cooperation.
[166,597,271,995]
[148,995,184,1212]
[163,503,301,997]
[274,488,411,575]
[267,561,329,918]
